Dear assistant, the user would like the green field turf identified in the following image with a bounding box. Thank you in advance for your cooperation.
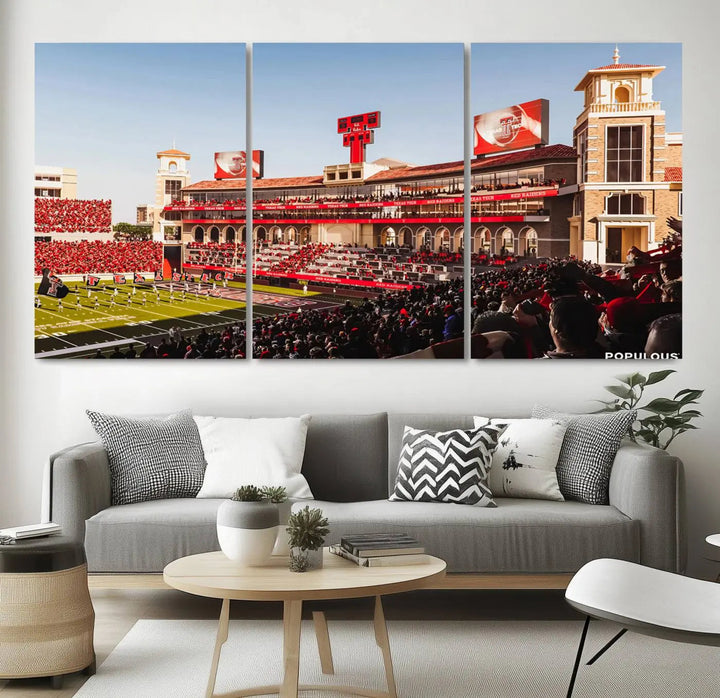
[34,281,246,339]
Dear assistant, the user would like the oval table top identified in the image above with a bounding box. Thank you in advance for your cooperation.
[163,549,446,601]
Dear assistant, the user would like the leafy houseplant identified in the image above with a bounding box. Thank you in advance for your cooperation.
[232,485,266,502]
[595,370,703,450]
[286,506,330,572]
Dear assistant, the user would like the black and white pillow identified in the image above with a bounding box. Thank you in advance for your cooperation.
[531,405,636,505]
[86,409,206,506]
[390,425,501,506]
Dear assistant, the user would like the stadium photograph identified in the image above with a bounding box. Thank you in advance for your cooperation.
[468,43,682,360]
[34,44,249,359]
[34,42,681,360]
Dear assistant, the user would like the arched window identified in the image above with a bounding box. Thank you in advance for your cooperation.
[194,226,204,243]
[210,227,220,243]
[614,86,631,104]
[168,161,178,173]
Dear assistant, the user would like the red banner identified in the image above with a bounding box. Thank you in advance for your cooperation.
[165,187,558,213]
[214,151,264,179]
[474,99,549,156]
[182,264,414,291]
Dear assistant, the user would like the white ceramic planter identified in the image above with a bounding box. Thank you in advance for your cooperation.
[272,500,293,556]
[216,500,279,566]
[290,546,324,571]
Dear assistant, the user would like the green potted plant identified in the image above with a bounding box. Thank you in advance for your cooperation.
[286,506,330,572]
[216,485,279,566]
[595,370,703,450]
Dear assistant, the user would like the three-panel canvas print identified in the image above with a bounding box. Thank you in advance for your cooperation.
[34,43,682,360]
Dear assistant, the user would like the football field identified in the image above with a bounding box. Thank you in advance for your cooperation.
[34,280,348,358]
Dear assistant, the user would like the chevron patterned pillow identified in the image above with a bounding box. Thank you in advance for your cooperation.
[389,425,502,506]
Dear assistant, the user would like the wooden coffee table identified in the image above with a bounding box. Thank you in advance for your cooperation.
[164,549,445,698]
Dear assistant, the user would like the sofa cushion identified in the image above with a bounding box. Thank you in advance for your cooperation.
[315,499,640,574]
[388,414,475,494]
[85,409,206,506]
[301,413,388,502]
[193,415,313,499]
[389,425,500,506]
[84,498,223,572]
[532,406,636,505]
[473,417,567,501]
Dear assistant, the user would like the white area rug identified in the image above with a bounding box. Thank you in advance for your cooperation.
[76,619,720,697]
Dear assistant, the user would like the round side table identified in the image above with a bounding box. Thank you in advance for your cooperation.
[0,536,96,688]
[164,549,446,698]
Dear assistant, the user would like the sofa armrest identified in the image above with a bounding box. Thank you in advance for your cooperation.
[46,442,112,543]
[609,441,685,573]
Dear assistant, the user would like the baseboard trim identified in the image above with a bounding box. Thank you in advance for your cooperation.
[88,573,573,591]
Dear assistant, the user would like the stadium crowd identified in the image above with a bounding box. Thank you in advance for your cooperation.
[93,323,247,359]
[251,278,464,359]
[469,253,682,359]
[34,240,162,275]
[35,198,112,234]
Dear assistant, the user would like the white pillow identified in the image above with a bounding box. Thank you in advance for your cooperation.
[194,415,313,499]
[473,417,567,501]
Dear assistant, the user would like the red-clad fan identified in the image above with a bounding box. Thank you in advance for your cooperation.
[35,198,112,234]
[34,240,162,275]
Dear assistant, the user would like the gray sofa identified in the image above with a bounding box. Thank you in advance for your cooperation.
[45,413,686,581]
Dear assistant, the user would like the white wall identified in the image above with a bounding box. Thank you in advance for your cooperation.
[2,0,719,577]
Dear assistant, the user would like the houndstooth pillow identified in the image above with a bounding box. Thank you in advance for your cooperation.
[390,425,502,506]
[531,405,636,504]
[86,409,206,505]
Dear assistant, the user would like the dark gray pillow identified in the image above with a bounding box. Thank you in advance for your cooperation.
[390,424,501,506]
[86,409,206,505]
[531,405,636,504]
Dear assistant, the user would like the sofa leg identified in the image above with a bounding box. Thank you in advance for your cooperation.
[51,674,64,690]
[83,654,97,676]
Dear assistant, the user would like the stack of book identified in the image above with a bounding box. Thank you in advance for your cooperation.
[330,532,426,567]
[0,522,62,540]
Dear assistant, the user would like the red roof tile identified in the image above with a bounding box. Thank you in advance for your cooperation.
[664,167,682,182]
[183,175,323,192]
[182,145,575,192]
[366,159,464,182]
[157,148,191,157]
[471,144,576,172]
[592,63,660,71]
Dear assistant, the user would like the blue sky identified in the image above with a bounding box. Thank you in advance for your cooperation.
[471,43,682,144]
[36,43,681,223]
[252,44,463,178]
[35,44,247,223]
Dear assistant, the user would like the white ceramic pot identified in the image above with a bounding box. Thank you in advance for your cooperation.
[290,546,324,571]
[272,500,293,556]
[216,500,279,566]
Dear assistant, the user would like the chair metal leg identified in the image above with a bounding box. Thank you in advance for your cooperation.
[567,616,590,698]
[587,628,627,665]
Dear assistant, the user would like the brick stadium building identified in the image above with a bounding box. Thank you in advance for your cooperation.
[168,145,576,255]
[159,48,681,279]
[571,48,683,262]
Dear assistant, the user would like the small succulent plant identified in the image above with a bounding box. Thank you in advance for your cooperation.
[260,485,288,504]
[231,485,265,502]
[286,506,329,551]
[289,549,310,573]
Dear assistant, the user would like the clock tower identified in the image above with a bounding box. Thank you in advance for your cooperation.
[569,48,682,263]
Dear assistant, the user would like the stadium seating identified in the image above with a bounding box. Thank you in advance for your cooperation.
[34,240,162,275]
[35,198,112,234]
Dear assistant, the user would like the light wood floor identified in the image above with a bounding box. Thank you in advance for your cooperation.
[0,588,577,696]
